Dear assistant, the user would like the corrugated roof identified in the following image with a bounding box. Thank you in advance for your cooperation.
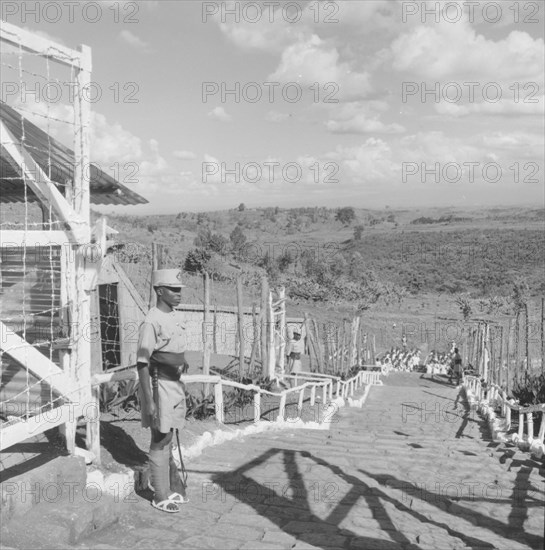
[0,101,148,206]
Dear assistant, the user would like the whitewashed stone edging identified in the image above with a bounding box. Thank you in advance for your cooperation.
[86,467,135,502]
[348,384,372,408]
[463,384,544,460]
[174,396,347,465]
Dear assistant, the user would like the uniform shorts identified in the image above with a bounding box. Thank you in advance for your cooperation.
[289,358,303,374]
[140,379,186,433]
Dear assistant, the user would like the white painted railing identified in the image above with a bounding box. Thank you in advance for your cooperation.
[464,375,545,455]
[87,365,379,464]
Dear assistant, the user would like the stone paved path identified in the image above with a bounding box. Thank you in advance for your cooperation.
[80,373,544,550]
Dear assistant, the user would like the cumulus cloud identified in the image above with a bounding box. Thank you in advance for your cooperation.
[119,30,151,51]
[435,96,544,117]
[207,106,232,122]
[391,23,544,82]
[329,139,397,183]
[91,112,143,164]
[269,35,372,101]
[326,101,405,134]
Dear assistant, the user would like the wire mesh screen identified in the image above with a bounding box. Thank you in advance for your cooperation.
[0,28,83,433]
[0,245,64,424]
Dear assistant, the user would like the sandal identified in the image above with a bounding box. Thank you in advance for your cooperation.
[168,492,189,504]
[151,499,181,513]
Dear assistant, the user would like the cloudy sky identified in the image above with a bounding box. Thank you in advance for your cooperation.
[1,0,543,214]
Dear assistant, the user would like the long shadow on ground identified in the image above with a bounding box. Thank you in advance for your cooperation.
[213,447,417,550]
[211,445,543,550]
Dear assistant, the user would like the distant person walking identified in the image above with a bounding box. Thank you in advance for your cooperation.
[286,327,305,385]
[137,269,189,513]
[449,347,463,385]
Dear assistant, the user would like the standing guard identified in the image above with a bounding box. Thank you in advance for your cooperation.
[137,269,189,513]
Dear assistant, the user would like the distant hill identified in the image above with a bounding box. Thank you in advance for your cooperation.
[96,205,544,305]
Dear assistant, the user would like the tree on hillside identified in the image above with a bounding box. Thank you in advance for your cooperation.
[353,224,364,240]
[238,202,246,211]
[454,294,473,321]
[335,207,356,226]
[184,248,211,273]
[230,225,247,257]
[194,228,229,255]
[196,212,208,225]
[511,277,529,313]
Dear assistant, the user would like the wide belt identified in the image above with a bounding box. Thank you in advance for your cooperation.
[150,351,186,381]
[289,352,301,360]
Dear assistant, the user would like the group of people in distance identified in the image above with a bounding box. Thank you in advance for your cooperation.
[375,344,464,385]
[376,347,422,373]
[425,348,463,385]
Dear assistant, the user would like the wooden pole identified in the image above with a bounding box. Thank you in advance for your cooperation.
[313,319,324,373]
[515,310,521,382]
[350,317,360,369]
[506,319,512,395]
[237,276,245,379]
[542,297,545,374]
[278,287,286,375]
[340,323,345,371]
[213,304,218,354]
[524,301,530,373]
[203,272,211,394]
[260,277,268,377]
[149,242,158,309]
[322,322,330,373]
[249,303,258,375]
[74,44,92,459]
[334,325,340,373]
[498,325,504,388]
[267,289,275,378]
[304,313,321,372]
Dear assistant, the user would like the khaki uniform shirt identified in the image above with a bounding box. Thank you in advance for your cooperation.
[137,307,187,364]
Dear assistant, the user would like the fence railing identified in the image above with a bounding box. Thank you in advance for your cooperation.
[87,366,377,465]
[464,375,545,448]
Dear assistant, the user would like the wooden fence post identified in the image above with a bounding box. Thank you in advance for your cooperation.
[213,304,218,354]
[303,313,321,372]
[542,297,545,374]
[334,325,340,372]
[237,276,245,379]
[214,382,224,423]
[267,289,275,379]
[278,287,286,376]
[203,272,211,394]
[149,242,158,308]
[498,325,504,388]
[313,319,324,373]
[350,316,360,369]
[260,277,269,378]
[322,322,330,373]
[340,321,346,374]
[506,319,512,394]
[249,303,258,374]
[524,301,530,373]
[515,310,521,381]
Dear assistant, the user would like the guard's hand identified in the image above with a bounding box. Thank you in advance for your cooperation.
[146,401,157,426]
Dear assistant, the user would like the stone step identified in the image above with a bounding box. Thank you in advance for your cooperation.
[0,489,123,549]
